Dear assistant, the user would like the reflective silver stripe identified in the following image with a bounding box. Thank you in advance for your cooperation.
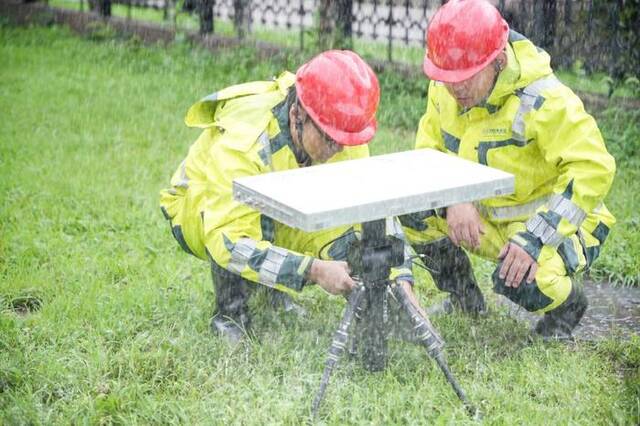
[259,246,288,287]
[526,215,565,248]
[257,131,272,168]
[201,92,218,102]
[386,217,403,237]
[478,196,550,221]
[175,160,189,189]
[228,238,257,274]
[592,202,605,214]
[403,243,413,266]
[548,194,587,228]
[512,75,561,142]
[387,217,413,267]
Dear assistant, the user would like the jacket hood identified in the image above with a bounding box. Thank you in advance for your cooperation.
[184,72,296,147]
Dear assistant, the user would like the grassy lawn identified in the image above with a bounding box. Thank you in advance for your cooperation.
[1,25,639,424]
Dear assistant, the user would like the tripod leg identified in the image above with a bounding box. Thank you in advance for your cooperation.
[357,284,388,371]
[391,283,477,416]
[312,284,366,417]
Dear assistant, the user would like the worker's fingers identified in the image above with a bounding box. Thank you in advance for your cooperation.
[448,227,460,247]
[467,226,478,249]
[336,260,351,275]
[498,243,509,259]
[526,261,538,284]
[314,260,357,295]
[504,257,520,287]
[343,275,356,289]
[499,250,515,285]
[469,223,482,248]
[510,260,527,289]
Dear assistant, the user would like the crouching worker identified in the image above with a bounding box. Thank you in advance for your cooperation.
[161,51,416,342]
[400,0,616,340]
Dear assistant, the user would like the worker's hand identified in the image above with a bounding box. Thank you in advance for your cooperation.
[498,242,538,288]
[397,280,428,318]
[308,259,356,295]
[446,203,485,249]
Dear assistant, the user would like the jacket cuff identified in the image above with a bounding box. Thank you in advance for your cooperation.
[299,256,315,290]
[390,267,414,285]
[393,274,414,286]
[509,231,543,261]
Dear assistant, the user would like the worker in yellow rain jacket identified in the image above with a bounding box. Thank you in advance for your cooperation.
[161,51,415,342]
[400,0,616,339]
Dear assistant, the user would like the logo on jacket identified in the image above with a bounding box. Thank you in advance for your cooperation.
[482,127,508,137]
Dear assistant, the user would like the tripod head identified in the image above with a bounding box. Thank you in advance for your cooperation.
[346,223,405,288]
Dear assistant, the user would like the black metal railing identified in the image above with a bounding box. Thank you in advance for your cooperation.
[68,0,640,80]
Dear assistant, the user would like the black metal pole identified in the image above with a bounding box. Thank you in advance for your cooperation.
[386,0,393,63]
[357,219,390,371]
[299,0,304,51]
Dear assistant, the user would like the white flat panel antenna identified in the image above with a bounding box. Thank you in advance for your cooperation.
[233,148,514,232]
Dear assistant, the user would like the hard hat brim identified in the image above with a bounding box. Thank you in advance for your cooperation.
[423,46,503,83]
[315,115,378,146]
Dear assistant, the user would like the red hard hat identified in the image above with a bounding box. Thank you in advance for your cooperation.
[295,50,380,146]
[423,0,509,83]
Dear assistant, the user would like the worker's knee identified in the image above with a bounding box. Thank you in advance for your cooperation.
[399,211,448,246]
[492,265,554,312]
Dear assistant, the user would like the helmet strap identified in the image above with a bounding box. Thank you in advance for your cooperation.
[293,100,312,167]
[477,60,503,108]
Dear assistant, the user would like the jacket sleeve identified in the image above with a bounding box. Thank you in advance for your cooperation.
[415,82,446,151]
[509,87,616,259]
[203,143,314,293]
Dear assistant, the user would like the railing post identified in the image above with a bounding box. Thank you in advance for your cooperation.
[101,0,111,17]
[335,0,353,49]
[299,0,305,51]
[387,0,393,62]
[233,0,251,40]
[607,0,624,92]
[199,0,214,34]
[173,0,178,31]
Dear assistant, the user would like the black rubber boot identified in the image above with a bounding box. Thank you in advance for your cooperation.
[210,261,253,343]
[534,283,588,341]
[417,238,486,316]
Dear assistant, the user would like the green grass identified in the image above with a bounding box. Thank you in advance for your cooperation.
[1,25,639,424]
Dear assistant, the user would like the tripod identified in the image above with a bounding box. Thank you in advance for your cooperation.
[311,219,475,416]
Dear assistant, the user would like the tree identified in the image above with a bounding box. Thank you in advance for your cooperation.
[233,0,251,40]
[88,0,111,17]
[533,0,556,51]
[317,0,353,50]
[198,0,214,34]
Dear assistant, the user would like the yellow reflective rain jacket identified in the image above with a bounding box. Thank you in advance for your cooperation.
[161,72,413,293]
[406,31,615,273]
